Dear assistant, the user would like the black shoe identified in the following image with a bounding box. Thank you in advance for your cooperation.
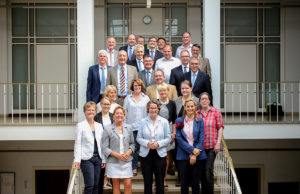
[175,181,181,187]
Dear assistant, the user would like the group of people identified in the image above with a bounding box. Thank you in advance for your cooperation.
[73,32,224,194]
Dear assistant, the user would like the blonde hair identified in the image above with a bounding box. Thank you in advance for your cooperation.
[103,85,117,98]
[83,101,97,112]
[183,98,199,122]
[157,82,169,91]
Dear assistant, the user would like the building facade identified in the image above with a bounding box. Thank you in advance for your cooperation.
[0,0,300,193]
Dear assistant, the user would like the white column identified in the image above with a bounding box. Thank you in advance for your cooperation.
[77,0,94,121]
[203,0,220,108]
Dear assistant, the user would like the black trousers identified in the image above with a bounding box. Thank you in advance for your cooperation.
[98,167,105,194]
[201,149,216,194]
[141,150,167,194]
[177,160,203,194]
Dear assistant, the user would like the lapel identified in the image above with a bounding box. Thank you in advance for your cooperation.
[177,117,188,141]
[123,124,129,138]
[112,66,118,86]
[111,123,119,136]
[193,71,202,89]
[83,119,93,138]
[193,120,199,140]
[94,65,100,82]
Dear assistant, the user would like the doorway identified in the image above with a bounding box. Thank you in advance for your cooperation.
[35,170,69,194]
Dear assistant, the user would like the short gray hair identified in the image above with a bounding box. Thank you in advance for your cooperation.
[98,50,108,57]
[135,44,145,51]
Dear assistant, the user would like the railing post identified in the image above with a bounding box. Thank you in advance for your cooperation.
[56,84,59,123]
[49,84,52,123]
[18,83,21,123]
[3,84,6,123]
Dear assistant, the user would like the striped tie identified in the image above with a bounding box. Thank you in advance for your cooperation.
[120,66,126,94]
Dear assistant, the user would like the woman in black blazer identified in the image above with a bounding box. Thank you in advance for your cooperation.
[94,97,114,191]
[157,83,177,187]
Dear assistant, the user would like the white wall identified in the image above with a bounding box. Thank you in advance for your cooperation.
[0,6,8,115]
[94,0,105,61]
[230,149,300,194]
[284,8,300,82]
[0,152,73,194]
[282,8,300,113]
[187,1,202,45]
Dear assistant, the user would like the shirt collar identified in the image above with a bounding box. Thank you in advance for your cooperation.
[191,70,198,76]
[117,64,127,70]
[182,64,189,69]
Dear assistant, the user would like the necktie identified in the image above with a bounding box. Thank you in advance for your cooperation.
[101,67,106,92]
[192,73,196,88]
[150,50,154,59]
[184,66,187,73]
[129,47,133,60]
[138,60,142,72]
[109,50,113,66]
[146,70,150,85]
[120,66,126,94]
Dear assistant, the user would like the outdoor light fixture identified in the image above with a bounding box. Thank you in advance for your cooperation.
[146,0,151,8]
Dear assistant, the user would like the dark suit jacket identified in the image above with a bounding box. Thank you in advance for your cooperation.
[159,100,177,124]
[86,64,111,103]
[128,59,141,72]
[175,116,207,160]
[138,69,155,89]
[119,45,136,62]
[144,49,163,69]
[183,71,213,103]
[94,112,114,126]
[169,65,189,96]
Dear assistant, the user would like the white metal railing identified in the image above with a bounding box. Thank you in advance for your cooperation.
[214,137,242,194]
[66,167,82,194]
[223,81,300,123]
[0,83,78,125]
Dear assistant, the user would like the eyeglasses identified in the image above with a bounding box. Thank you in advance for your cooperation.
[200,98,209,101]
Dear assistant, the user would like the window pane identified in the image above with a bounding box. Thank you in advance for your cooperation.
[265,8,280,36]
[265,44,280,103]
[171,4,186,36]
[225,8,257,36]
[36,8,68,36]
[12,8,28,36]
[107,5,123,36]
[12,45,28,109]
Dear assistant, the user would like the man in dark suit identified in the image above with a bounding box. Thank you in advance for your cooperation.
[106,50,138,105]
[138,55,155,89]
[86,50,111,103]
[169,50,191,96]
[119,33,136,62]
[144,36,163,69]
[128,44,145,72]
[183,57,212,102]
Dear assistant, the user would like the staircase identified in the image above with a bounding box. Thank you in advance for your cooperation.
[67,138,242,194]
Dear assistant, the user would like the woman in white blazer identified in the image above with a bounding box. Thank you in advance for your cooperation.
[73,101,106,194]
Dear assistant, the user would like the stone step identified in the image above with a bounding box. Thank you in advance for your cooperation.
[103,183,226,194]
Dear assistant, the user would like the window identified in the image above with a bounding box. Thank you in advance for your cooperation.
[220,3,281,108]
[11,4,77,109]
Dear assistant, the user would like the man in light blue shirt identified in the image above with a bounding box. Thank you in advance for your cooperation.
[175,32,193,58]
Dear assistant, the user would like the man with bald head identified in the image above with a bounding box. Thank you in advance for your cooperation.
[155,45,181,83]
[106,36,118,66]
[106,50,138,105]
